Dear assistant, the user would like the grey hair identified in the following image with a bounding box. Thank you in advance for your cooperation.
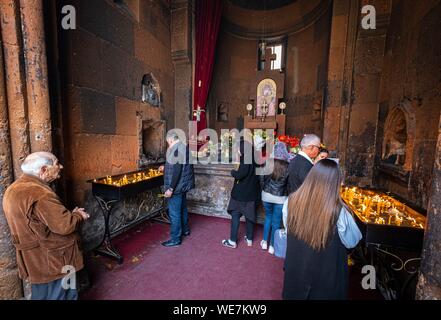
[166,131,180,141]
[21,152,55,176]
[300,134,321,149]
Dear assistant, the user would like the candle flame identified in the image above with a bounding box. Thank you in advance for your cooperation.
[341,186,425,229]
[95,168,163,187]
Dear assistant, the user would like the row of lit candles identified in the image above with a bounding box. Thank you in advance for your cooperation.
[94,169,163,187]
[341,186,425,229]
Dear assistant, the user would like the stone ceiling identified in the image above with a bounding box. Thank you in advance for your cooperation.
[227,0,297,11]
[222,0,330,39]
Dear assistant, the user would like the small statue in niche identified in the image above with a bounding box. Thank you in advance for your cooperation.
[383,138,406,165]
[312,92,323,121]
[141,74,160,106]
[382,112,407,166]
[217,102,228,122]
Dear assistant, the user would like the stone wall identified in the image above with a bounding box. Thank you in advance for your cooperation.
[417,113,441,300]
[323,0,441,298]
[324,0,441,209]
[57,0,175,207]
[373,0,441,209]
[171,0,193,132]
[0,0,55,299]
[345,0,391,186]
[207,0,332,138]
[0,21,22,298]
[324,0,392,185]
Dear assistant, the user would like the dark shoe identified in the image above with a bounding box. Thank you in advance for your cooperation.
[161,239,181,247]
[183,230,191,237]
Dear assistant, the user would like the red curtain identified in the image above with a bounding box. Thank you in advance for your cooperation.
[193,0,223,138]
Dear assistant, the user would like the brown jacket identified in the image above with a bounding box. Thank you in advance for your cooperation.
[2,174,84,284]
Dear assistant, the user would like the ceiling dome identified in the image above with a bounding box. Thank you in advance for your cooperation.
[222,0,330,39]
[227,0,297,11]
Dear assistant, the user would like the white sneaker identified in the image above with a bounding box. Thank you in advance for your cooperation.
[222,239,237,249]
[268,245,275,255]
[260,240,268,250]
[244,236,252,246]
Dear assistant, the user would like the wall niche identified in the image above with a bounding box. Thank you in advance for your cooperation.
[137,115,166,168]
[378,102,416,185]
[141,73,161,107]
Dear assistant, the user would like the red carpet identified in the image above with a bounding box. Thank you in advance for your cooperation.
[81,214,285,300]
[81,214,383,300]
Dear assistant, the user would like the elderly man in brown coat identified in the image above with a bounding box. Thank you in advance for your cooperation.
[2,152,89,300]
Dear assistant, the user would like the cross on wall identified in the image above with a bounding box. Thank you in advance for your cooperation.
[260,47,277,71]
[260,99,269,122]
[193,105,205,122]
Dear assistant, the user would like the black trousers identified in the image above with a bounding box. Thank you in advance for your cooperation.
[230,211,255,243]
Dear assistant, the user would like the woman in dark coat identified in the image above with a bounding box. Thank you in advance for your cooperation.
[222,139,261,248]
[283,159,348,300]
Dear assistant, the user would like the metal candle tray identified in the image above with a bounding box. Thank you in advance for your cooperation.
[341,186,426,252]
[87,167,164,201]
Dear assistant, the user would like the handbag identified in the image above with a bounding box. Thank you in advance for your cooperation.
[273,228,287,258]
[337,205,362,249]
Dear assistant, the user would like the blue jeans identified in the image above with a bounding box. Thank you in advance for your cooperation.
[31,278,78,300]
[167,192,189,241]
[262,201,283,246]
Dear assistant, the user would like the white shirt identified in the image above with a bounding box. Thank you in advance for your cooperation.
[261,190,287,205]
[297,151,314,165]
[282,198,289,230]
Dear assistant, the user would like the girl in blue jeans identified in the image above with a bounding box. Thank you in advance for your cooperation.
[259,142,289,254]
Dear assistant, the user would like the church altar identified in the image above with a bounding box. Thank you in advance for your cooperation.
[243,46,287,135]
[186,164,266,224]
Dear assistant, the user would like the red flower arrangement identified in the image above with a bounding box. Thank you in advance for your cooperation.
[277,135,300,149]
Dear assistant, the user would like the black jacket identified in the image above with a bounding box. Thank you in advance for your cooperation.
[164,142,195,194]
[260,172,288,197]
[287,154,313,194]
[283,227,348,300]
[230,163,261,202]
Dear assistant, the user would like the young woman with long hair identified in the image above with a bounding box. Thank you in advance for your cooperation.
[282,159,348,299]
[259,142,290,254]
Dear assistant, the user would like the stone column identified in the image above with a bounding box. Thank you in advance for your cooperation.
[0,0,30,179]
[0,27,23,300]
[20,0,52,152]
[323,0,358,172]
[171,0,192,133]
[416,113,441,300]
[343,0,391,186]
[324,0,392,185]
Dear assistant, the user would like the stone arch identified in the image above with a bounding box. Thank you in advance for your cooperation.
[382,102,416,171]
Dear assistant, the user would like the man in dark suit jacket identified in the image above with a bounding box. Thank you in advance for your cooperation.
[287,134,321,194]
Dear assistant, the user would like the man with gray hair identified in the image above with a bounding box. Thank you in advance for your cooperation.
[158,131,195,247]
[287,134,321,194]
[2,152,89,300]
